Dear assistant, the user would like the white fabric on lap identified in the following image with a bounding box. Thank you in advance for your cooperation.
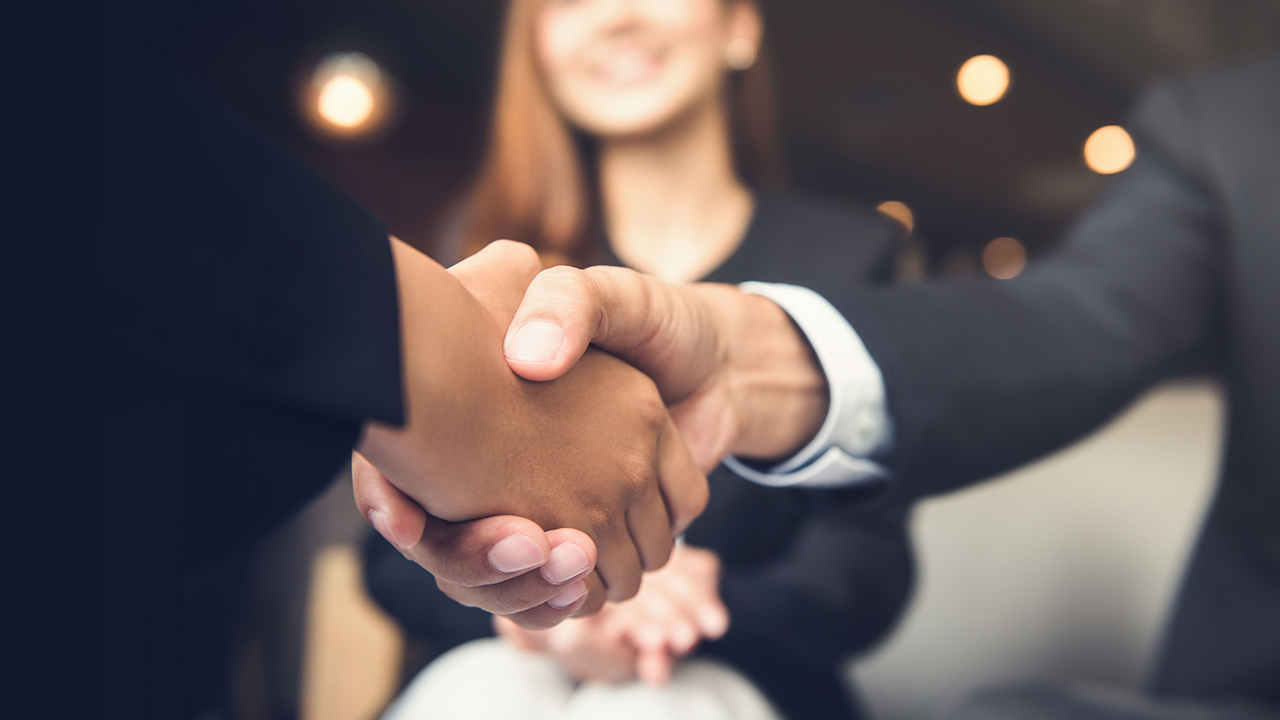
[381,638,784,720]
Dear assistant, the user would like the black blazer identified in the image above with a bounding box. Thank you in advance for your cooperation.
[366,192,914,720]
[104,53,405,572]
[834,55,1280,704]
[103,49,405,717]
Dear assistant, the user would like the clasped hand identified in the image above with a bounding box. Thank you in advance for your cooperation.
[357,240,823,629]
[353,240,708,628]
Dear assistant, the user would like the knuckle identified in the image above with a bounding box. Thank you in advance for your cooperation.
[540,264,590,294]
[572,500,615,538]
[616,450,655,502]
[634,381,667,426]
[490,238,538,265]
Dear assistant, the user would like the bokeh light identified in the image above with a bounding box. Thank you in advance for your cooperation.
[876,201,915,234]
[306,52,392,138]
[957,55,1010,106]
[983,237,1027,279]
[318,75,375,128]
[1084,125,1135,174]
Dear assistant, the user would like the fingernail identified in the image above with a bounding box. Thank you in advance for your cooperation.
[547,580,588,609]
[488,535,545,574]
[541,543,591,584]
[367,510,407,550]
[504,321,565,364]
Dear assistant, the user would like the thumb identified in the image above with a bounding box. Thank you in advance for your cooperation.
[503,265,704,393]
[502,265,614,382]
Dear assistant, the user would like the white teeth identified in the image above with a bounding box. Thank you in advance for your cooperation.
[597,50,657,86]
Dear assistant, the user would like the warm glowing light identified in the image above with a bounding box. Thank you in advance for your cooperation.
[307,52,391,137]
[876,201,915,234]
[1084,125,1135,174]
[983,237,1026,279]
[957,55,1010,106]
[318,75,374,128]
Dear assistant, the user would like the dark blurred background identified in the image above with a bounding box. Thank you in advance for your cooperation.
[156,3,1278,720]
[148,0,1280,276]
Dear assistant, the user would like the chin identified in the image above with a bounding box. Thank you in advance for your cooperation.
[573,96,697,140]
[586,114,674,138]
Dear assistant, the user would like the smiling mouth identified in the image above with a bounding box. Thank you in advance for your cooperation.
[593,48,662,87]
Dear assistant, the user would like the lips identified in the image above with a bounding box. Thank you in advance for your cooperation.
[592,47,662,87]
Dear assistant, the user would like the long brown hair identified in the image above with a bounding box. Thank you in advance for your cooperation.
[457,0,785,266]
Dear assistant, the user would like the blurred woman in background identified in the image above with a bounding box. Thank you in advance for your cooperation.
[366,1,914,718]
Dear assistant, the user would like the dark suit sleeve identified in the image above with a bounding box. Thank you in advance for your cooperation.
[832,77,1223,500]
[101,51,405,570]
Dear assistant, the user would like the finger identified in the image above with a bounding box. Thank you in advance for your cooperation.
[432,532,594,619]
[404,511,552,587]
[633,594,697,656]
[625,463,678,574]
[635,646,675,687]
[550,614,638,684]
[356,450,560,586]
[569,570,608,619]
[470,567,606,631]
[539,528,597,585]
[447,239,543,323]
[649,553,729,641]
[657,416,710,537]
[596,520,645,603]
[502,265,604,381]
[505,265,683,382]
[497,578,593,630]
[668,618,700,654]
[661,571,730,641]
[669,390,739,474]
[437,571,583,623]
[352,451,426,551]
[562,639,637,684]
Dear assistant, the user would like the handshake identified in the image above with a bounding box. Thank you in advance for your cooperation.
[352,238,830,631]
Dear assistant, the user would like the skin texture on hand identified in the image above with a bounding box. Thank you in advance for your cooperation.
[354,240,709,625]
[494,543,729,686]
[352,452,600,628]
[502,264,829,471]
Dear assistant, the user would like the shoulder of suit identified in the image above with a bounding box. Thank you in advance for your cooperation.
[1170,52,1280,113]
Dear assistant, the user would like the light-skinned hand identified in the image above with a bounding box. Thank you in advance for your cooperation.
[494,542,729,685]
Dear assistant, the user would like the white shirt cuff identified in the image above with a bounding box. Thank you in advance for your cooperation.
[722,282,894,489]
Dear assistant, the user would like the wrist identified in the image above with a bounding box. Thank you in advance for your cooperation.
[712,287,828,461]
[359,237,511,519]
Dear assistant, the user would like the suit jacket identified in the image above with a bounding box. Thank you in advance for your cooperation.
[834,55,1280,704]
[102,48,405,717]
[103,52,404,571]
[366,192,914,720]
